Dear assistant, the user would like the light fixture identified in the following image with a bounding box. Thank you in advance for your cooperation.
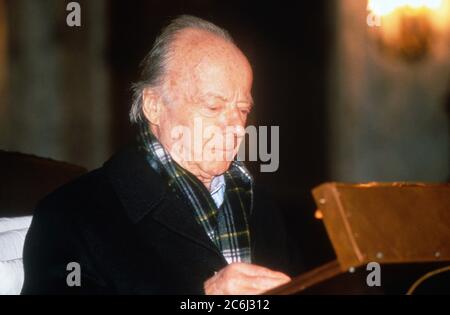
[367,0,450,62]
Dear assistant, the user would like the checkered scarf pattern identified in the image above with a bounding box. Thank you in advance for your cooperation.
[138,123,253,264]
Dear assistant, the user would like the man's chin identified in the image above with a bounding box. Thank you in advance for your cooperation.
[199,160,233,177]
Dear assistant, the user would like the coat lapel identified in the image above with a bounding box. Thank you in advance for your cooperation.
[104,143,225,260]
[151,197,224,257]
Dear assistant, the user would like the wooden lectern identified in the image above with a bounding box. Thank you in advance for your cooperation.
[267,182,450,294]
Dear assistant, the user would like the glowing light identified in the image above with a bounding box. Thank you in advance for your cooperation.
[314,210,324,220]
[367,0,444,16]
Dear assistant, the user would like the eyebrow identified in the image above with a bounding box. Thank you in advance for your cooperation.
[203,92,254,107]
[242,95,254,108]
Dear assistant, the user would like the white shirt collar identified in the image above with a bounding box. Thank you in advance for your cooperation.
[210,175,226,208]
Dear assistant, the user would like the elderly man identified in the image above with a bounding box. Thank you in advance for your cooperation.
[22,15,293,294]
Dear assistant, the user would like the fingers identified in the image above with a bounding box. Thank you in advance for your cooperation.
[229,263,291,281]
[246,275,291,292]
[219,274,290,295]
[204,263,291,295]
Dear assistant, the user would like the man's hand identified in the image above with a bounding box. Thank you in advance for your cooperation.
[204,263,291,295]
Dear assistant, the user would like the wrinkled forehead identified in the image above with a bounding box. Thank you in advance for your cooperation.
[166,29,253,101]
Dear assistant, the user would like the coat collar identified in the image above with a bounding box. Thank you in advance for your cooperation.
[104,143,166,224]
[103,143,225,259]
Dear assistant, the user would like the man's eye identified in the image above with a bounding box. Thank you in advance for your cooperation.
[240,108,251,115]
[206,104,221,111]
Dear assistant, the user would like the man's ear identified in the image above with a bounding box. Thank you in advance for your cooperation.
[142,88,162,126]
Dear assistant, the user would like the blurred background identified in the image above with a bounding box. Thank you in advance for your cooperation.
[0,0,449,273]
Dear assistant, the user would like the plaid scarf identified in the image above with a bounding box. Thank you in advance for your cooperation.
[138,123,253,264]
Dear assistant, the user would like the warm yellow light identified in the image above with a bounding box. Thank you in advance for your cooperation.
[314,210,323,220]
[368,0,443,16]
[367,0,449,62]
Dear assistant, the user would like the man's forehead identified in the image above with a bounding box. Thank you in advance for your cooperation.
[174,27,229,48]
[167,28,253,105]
[171,28,251,72]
